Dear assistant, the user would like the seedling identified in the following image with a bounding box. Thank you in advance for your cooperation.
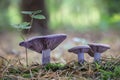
[12,10,45,67]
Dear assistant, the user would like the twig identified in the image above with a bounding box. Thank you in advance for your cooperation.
[1,58,21,77]
[1,60,11,76]
[0,56,9,64]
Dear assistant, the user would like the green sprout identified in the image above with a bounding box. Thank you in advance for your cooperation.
[12,10,46,67]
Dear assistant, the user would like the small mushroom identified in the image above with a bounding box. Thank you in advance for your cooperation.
[19,34,67,65]
[68,45,90,64]
[88,43,110,62]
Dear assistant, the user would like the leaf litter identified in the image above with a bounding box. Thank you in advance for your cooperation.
[0,56,120,80]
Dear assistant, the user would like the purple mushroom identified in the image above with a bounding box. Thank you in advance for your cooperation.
[68,45,90,64]
[19,34,67,65]
[88,43,110,62]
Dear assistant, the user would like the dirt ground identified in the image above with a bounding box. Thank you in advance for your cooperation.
[0,30,120,65]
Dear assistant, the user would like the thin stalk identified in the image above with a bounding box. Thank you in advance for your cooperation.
[23,17,33,67]
[20,31,29,67]
[28,18,33,32]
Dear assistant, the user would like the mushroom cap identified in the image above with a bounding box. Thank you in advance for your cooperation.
[88,43,110,57]
[19,34,67,53]
[68,45,90,54]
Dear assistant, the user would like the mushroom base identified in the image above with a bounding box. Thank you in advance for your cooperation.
[42,49,51,65]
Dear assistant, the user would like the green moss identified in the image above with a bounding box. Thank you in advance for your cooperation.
[22,73,31,78]
[44,63,65,71]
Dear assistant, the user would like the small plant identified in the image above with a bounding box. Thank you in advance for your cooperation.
[21,10,45,31]
[13,10,46,32]
[12,10,45,67]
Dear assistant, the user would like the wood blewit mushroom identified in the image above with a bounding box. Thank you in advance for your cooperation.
[19,34,67,65]
[88,43,110,62]
[68,45,90,64]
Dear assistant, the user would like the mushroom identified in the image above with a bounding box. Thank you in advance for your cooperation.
[88,43,110,62]
[19,34,67,65]
[68,45,90,64]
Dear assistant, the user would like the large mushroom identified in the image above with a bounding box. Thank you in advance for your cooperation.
[88,43,110,62]
[19,34,67,65]
[68,45,90,64]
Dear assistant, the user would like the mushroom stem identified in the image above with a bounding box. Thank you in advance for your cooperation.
[78,52,84,64]
[42,49,51,65]
[94,53,101,62]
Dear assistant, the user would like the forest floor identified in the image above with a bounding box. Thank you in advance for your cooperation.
[0,30,120,80]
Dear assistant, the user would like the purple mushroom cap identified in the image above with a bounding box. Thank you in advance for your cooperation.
[88,43,110,57]
[68,45,90,54]
[19,34,67,53]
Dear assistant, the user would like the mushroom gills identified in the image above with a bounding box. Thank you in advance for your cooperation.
[42,49,51,65]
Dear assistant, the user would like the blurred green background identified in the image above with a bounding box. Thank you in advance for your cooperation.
[0,0,120,32]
